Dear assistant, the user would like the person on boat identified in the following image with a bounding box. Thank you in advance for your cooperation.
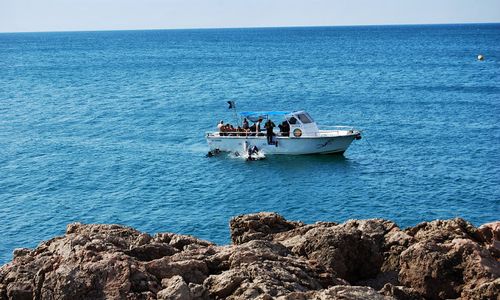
[265,119,276,144]
[237,126,244,136]
[217,121,224,135]
[229,124,236,136]
[278,121,290,136]
[224,124,232,136]
[249,123,256,136]
[255,118,263,136]
[242,118,249,130]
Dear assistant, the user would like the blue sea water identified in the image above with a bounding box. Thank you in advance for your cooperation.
[1,24,499,264]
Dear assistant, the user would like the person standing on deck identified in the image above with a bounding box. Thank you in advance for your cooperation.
[255,117,263,135]
[264,119,276,144]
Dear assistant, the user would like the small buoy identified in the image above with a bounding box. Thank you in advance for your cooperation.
[477,54,484,61]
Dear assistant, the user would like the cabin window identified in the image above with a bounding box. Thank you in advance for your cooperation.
[288,116,298,125]
[297,113,313,124]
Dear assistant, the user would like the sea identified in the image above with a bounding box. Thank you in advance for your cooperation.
[1,24,499,264]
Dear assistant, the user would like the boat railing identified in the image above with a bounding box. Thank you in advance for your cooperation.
[206,131,266,137]
[207,126,359,138]
[206,131,291,138]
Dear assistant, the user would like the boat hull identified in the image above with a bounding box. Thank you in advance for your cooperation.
[206,134,357,155]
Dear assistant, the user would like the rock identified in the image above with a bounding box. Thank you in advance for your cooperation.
[145,257,209,284]
[12,248,31,259]
[1,213,498,300]
[286,222,385,282]
[379,283,424,300]
[357,271,399,291]
[204,240,346,299]
[405,218,484,244]
[381,230,415,272]
[279,285,395,300]
[157,276,191,300]
[399,240,462,299]
[125,243,179,261]
[461,277,500,300]
[399,237,500,299]
[478,221,500,258]
[273,222,336,252]
[153,233,215,251]
[5,282,33,300]
[204,269,245,298]
[188,283,205,298]
[230,212,303,244]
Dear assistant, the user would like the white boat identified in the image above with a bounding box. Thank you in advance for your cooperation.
[206,111,361,155]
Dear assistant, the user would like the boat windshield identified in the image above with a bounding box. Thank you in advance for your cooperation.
[296,113,313,124]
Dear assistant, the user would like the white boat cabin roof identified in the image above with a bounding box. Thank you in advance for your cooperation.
[238,110,315,124]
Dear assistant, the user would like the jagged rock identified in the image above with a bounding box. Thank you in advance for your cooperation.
[230,212,303,244]
[379,283,424,300]
[381,230,415,272]
[12,249,31,259]
[278,285,395,299]
[283,221,385,282]
[153,232,215,251]
[1,213,498,300]
[405,218,484,244]
[204,240,346,299]
[125,243,179,261]
[399,219,500,299]
[356,271,399,291]
[460,277,500,300]
[0,223,210,299]
[478,221,500,259]
[189,283,206,298]
[157,275,192,299]
[273,222,336,252]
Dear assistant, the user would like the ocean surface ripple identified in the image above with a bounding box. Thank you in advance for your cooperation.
[1,24,499,264]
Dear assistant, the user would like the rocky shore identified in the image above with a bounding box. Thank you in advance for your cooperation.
[1,213,499,300]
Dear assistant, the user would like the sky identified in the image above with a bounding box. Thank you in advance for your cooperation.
[1,0,499,33]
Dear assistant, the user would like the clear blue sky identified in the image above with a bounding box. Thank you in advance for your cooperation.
[1,0,499,33]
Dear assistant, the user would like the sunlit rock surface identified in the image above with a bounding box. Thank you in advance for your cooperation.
[1,213,498,299]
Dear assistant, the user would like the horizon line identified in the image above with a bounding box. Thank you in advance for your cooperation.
[1,21,499,34]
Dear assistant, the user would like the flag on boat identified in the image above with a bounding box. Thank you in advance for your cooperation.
[227,101,236,109]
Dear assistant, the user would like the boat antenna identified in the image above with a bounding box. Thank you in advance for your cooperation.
[227,100,240,127]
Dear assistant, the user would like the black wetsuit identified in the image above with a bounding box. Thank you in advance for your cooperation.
[265,121,276,144]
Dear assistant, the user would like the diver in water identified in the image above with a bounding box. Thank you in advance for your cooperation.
[246,146,260,161]
[206,149,221,157]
